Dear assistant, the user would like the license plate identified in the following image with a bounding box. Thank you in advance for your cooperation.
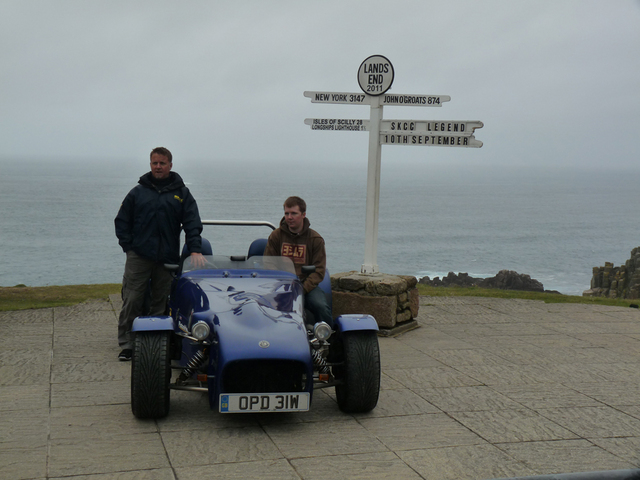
[219,393,310,413]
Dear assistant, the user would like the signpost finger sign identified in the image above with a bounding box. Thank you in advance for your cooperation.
[305,56,484,274]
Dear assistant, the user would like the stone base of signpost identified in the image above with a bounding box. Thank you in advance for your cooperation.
[331,272,420,336]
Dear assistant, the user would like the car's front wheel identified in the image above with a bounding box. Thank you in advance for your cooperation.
[334,331,381,413]
[131,331,171,419]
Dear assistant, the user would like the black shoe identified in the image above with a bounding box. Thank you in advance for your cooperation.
[118,349,132,361]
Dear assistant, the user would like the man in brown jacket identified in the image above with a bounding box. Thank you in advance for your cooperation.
[264,196,333,328]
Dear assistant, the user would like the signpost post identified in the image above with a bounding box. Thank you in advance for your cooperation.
[304,55,483,274]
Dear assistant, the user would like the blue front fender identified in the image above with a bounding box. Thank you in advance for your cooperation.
[335,314,379,333]
[132,315,174,332]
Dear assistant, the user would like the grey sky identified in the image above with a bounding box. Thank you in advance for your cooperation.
[1,0,639,169]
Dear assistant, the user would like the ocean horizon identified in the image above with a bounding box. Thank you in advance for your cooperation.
[1,157,638,296]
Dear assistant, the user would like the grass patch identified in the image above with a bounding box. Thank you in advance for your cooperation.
[0,284,121,311]
[1,282,637,312]
[417,284,639,308]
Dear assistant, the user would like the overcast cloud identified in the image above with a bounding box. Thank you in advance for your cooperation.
[1,0,639,169]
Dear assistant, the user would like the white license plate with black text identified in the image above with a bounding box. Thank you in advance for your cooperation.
[219,393,310,413]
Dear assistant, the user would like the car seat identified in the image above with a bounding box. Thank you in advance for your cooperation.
[180,237,213,270]
[247,238,268,258]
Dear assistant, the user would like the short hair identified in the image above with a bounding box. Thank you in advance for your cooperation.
[150,147,172,163]
[283,196,306,213]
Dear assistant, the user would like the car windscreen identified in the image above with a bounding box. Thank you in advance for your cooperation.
[182,255,297,275]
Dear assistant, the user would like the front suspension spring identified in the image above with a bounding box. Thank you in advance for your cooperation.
[311,348,330,374]
[177,349,207,384]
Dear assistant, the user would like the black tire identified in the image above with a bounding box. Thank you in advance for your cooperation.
[131,331,171,419]
[334,331,381,413]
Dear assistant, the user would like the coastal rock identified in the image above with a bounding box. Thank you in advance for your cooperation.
[419,270,544,292]
[478,270,544,292]
[584,247,640,299]
[418,271,484,288]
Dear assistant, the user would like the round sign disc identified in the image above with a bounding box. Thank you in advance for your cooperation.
[357,55,394,96]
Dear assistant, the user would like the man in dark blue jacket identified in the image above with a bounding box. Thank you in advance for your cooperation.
[114,147,204,361]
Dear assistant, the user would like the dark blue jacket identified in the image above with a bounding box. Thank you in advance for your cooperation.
[115,171,202,264]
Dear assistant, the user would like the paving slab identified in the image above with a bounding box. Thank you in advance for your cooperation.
[495,439,635,474]
[48,433,171,477]
[161,426,283,467]
[537,406,640,438]
[590,437,640,467]
[414,385,524,412]
[0,444,48,480]
[291,452,424,480]
[176,459,300,479]
[1,296,640,479]
[358,412,486,451]
[386,365,484,388]
[0,384,50,411]
[399,444,535,480]
[492,384,604,409]
[449,408,580,443]
[48,404,159,440]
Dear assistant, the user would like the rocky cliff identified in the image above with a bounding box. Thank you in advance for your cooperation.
[583,247,640,299]
[418,270,545,292]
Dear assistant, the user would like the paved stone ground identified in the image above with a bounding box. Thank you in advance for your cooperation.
[2,295,640,479]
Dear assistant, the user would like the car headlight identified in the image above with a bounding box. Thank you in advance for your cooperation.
[191,321,210,341]
[313,321,332,342]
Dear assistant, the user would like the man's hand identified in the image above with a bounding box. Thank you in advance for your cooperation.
[190,252,206,268]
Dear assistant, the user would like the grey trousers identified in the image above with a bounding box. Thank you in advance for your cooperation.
[117,250,173,349]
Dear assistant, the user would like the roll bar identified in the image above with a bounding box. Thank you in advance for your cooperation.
[201,220,277,230]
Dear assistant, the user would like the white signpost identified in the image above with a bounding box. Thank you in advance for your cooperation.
[305,55,483,274]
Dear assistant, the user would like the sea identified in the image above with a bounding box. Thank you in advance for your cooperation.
[1,158,638,296]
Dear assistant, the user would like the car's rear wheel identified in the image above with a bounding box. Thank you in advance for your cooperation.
[334,331,380,413]
[131,331,171,419]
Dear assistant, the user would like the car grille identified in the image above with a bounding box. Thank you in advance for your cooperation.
[222,360,307,393]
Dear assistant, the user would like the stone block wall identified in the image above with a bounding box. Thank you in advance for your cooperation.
[583,247,640,299]
[330,272,419,329]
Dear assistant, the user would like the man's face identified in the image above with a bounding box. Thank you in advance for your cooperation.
[150,153,172,180]
[284,205,305,233]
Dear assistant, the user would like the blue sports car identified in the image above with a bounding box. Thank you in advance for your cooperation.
[130,220,381,418]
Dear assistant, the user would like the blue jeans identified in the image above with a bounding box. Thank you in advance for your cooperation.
[305,286,333,328]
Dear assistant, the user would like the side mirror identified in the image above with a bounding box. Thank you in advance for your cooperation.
[301,265,316,275]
